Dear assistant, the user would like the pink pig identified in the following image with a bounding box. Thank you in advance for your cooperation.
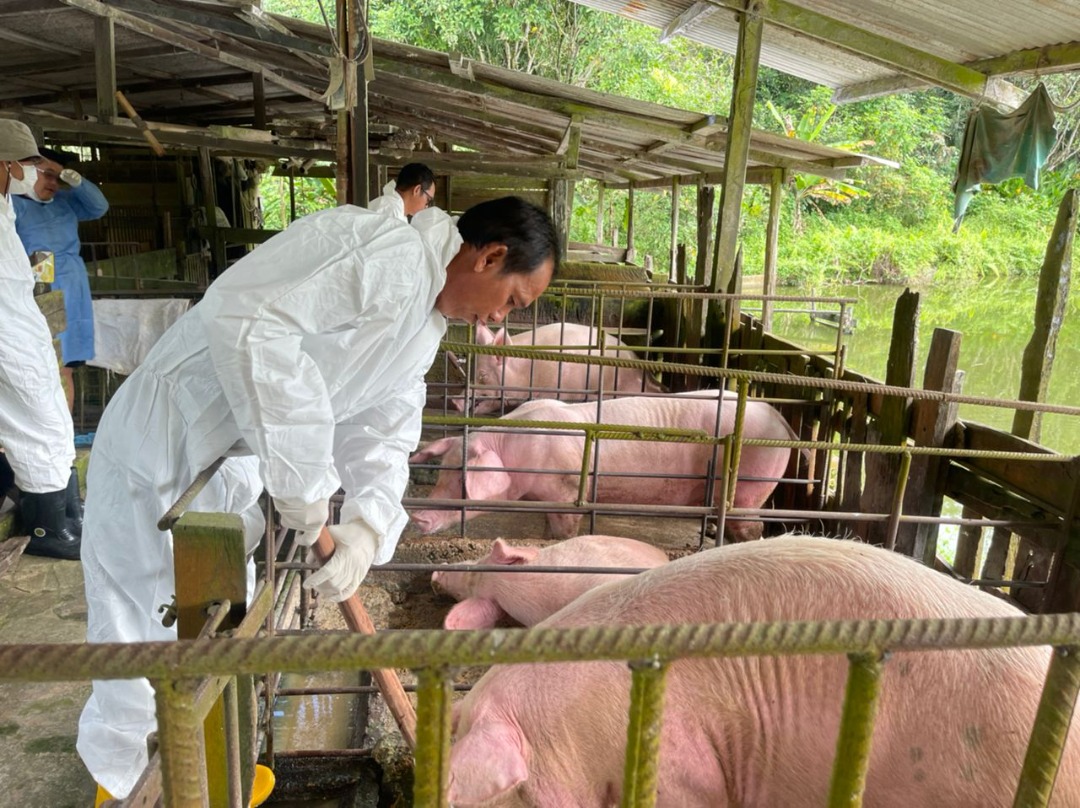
[448,535,1080,807]
[456,322,664,415]
[431,535,669,629]
[410,393,795,542]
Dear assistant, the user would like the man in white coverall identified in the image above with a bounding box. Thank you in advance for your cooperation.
[78,195,558,798]
[366,161,436,221]
[0,120,81,560]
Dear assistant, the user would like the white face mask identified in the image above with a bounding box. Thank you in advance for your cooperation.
[6,163,38,196]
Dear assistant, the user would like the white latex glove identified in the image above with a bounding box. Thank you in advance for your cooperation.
[275,497,329,536]
[59,168,82,187]
[305,520,381,602]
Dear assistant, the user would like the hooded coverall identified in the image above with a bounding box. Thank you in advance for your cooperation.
[0,192,74,493]
[14,179,109,364]
[77,205,459,797]
[366,179,406,222]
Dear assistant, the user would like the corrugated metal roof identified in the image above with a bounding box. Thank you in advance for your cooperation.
[573,0,1080,105]
[0,1,893,184]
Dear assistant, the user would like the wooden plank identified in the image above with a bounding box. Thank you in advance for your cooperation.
[659,1,718,44]
[859,288,918,546]
[896,328,962,562]
[945,465,1062,550]
[95,16,117,124]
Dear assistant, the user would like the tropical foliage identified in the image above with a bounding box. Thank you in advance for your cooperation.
[262,0,1080,286]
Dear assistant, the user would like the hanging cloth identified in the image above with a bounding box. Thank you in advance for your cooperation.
[952,83,1057,230]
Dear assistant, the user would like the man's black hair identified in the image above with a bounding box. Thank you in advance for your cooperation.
[39,147,78,167]
[457,196,560,277]
[395,162,436,192]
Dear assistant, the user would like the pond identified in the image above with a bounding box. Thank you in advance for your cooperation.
[767,278,1080,455]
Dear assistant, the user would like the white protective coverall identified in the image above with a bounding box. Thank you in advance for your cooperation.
[366,179,405,221]
[78,205,458,797]
[0,191,74,493]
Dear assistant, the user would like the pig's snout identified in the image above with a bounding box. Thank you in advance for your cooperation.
[431,571,448,596]
[411,510,454,535]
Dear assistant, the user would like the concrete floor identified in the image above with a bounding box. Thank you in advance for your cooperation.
[0,549,96,808]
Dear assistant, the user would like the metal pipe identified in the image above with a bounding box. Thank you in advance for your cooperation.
[1013,645,1080,807]
[413,668,452,808]
[622,658,668,808]
[158,457,226,531]
[828,652,886,808]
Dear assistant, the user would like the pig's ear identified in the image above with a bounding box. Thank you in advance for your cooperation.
[475,322,496,345]
[465,451,511,500]
[448,720,529,805]
[493,327,508,346]
[490,538,538,566]
[409,437,455,463]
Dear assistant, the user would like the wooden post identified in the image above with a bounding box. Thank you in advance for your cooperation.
[695,179,715,287]
[94,16,117,123]
[173,512,251,808]
[668,176,681,279]
[896,328,963,563]
[252,72,266,131]
[1013,189,1077,442]
[984,189,1078,592]
[859,289,919,546]
[711,0,763,295]
[761,168,783,330]
[198,147,225,274]
[595,182,605,245]
[626,184,636,264]
[349,0,369,206]
[551,178,570,264]
[676,244,687,286]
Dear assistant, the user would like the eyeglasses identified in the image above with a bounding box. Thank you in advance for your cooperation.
[37,168,61,182]
[422,188,435,208]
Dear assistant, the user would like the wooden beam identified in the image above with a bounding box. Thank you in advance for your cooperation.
[659,1,720,45]
[95,16,118,124]
[372,150,584,180]
[835,41,1080,107]
[104,0,335,57]
[0,0,69,15]
[60,0,324,102]
[554,114,581,157]
[2,110,335,160]
[703,0,1023,109]
[712,0,762,294]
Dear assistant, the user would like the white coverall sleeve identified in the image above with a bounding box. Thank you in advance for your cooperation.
[201,215,427,508]
[332,377,427,564]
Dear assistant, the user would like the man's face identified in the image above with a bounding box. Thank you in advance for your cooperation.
[436,243,554,325]
[33,158,63,201]
[403,183,435,217]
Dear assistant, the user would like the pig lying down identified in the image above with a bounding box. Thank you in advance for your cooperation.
[455,322,664,415]
[431,534,669,629]
[448,536,1080,807]
[411,392,795,542]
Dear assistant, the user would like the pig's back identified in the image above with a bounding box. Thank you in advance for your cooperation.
[543,537,1074,807]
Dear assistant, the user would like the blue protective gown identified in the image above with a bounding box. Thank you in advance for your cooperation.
[13,180,109,364]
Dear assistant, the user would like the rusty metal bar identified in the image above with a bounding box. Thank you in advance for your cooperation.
[828,652,886,808]
[578,431,596,506]
[726,378,750,508]
[153,678,209,808]
[8,614,1080,683]
[622,658,669,808]
[414,667,452,808]
[1013,645,1080,808]
[158,457,226,531]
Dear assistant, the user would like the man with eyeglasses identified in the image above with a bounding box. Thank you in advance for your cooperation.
[0,120,81,560]
[14,147,109,414]
[367,161,436,221]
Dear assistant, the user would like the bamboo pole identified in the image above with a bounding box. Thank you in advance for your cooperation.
[115,90,166,156]
[313,527,418,749]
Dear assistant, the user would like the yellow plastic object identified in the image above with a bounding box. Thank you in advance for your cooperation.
[93,764,274,807]
[29,250,54,283]
[250,763,275,807]
[93,784,113,807]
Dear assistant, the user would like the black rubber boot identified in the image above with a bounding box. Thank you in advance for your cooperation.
[64,467,83,538]
[0,452,13,501]
[20,489,81,560]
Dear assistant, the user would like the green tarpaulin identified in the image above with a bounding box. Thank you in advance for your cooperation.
[952,83,1057,229]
